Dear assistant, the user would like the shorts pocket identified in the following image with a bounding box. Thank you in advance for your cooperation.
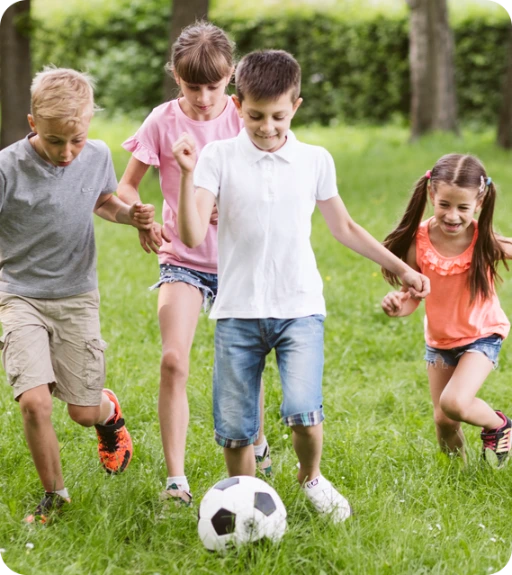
[85,338,107,390]
[0,332,21,386]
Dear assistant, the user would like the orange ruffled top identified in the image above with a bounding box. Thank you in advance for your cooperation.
[415,217,510,349]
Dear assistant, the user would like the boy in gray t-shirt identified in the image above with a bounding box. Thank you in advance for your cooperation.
[0,67,154,523]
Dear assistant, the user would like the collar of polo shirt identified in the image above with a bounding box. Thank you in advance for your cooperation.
[237,128,297,165]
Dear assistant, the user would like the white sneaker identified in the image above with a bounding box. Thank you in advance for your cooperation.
[302,475,352,523]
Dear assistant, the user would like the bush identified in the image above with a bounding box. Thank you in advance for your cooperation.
[32,0,510,126]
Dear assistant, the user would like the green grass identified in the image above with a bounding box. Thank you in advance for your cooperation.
[1,120,512,575]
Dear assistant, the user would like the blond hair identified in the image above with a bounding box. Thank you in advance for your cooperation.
[31,66,99,122]
[165,21,234,85]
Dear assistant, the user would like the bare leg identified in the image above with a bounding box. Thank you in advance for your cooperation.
[254,380,265,447]
[224,445,256,477]
[158,282,203,477]
[439,352,503,430]
[19,385,64,492]
[67,392,111,427]
[428,362,465,454]
[293,423,323,484]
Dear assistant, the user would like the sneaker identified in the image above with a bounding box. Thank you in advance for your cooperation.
[302,475,352,523]
[255,444,272,478]
[160,483,193,507]
[23,492,71,525]
[94,389,133,474]
[481,411,512,468]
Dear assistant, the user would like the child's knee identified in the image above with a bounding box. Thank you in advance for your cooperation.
[438,391,469,421]
[68,405,100,427]
[19,388,53,422]
[160,348,189,382]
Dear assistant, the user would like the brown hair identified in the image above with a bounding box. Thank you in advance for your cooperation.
[165,21,234,85]
[383,153,508,302]
[235,50,301,103]
[31,66,97,122]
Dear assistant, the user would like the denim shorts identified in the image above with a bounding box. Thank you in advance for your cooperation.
[150,264,218,310]
[213,315,326,448]
[424,334,503,368]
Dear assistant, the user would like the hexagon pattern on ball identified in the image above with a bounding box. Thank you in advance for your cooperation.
[198,475,287,552]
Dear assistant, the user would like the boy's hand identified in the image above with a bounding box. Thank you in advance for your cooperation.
[138,222,171,254]
[129,202,155,230]
[382,291,411,317]
[400,269,430,299]
[172,133,197,173]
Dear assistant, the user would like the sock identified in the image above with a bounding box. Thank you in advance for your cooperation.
[254,436,268,458]
[166,476,189,493]
[54,488,69,499]
[99,399,116,426]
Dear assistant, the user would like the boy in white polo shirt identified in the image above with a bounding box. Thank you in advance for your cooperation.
[0,67,155,523]
[172,50,430,522]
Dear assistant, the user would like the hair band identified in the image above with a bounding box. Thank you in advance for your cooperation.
[486,177,492,186]
[425,170,431,179]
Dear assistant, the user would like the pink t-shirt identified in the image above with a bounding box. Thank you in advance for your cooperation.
[416,217,510,349]
[122,97,243,272]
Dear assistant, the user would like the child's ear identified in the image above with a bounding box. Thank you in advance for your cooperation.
[173,70,181,86]
[427,183,435,203]
[27,114,37,132]
[292,97,303,114]
[232,95,243,117]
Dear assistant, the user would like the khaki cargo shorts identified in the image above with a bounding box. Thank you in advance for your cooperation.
[0,290,106,406]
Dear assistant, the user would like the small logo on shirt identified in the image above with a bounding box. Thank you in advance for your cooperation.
[81,187,96,194]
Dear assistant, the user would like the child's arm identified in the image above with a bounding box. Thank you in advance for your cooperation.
[118,157,170,254]
[381,242,422,316]
[317,195,430,298]
[94,193,154,230]
[172,133,215,248]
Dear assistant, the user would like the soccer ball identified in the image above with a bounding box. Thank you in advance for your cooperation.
[198,475,287,552]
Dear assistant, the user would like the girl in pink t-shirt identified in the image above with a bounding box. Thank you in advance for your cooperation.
[381,153,511,466]
[117,22,270,505]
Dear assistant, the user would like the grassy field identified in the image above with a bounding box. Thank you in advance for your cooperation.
[1,120,512,575]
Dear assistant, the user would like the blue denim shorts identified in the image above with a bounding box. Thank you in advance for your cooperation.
[424,334,503,368]
[150,264,218,310]
[213,315,326,448]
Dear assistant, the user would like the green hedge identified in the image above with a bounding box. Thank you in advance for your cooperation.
[32,0,510,126]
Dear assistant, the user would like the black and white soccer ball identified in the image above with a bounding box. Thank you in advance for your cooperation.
[198,475,287,552]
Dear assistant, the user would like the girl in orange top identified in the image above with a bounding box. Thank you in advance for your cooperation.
[381,154,511,466]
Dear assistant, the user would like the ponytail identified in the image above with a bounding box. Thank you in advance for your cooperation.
[470,182,509,302]
[382,175,429,286]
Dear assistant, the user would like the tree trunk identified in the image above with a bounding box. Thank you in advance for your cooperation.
[1,0,32,150]
[497,26,512,149]
[163,0,210,101]
[407,0,458,139]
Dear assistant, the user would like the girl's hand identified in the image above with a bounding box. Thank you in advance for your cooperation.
[129,202,155,230]
[172,133,197,173]
[210,204,218,225]
[382,291,411,317]
[138,222,171,254]
[400,269,430,299]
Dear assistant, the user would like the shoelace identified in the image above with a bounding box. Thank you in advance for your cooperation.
[97,418,125,453]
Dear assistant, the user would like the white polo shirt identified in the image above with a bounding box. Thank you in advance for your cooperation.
[194,128,338,319]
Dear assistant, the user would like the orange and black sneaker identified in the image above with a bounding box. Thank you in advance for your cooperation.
[481,411,512,468]
[95,388,133,474]
[23,492,71,525]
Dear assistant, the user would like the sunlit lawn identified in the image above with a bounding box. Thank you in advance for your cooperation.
[0,119,512,574]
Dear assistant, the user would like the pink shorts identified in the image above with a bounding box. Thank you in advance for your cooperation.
[0,290,106,406]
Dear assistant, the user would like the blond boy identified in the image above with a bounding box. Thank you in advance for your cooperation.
[0,68,153,523]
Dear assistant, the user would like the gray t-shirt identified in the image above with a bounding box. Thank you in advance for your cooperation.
[0,135,117,298]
